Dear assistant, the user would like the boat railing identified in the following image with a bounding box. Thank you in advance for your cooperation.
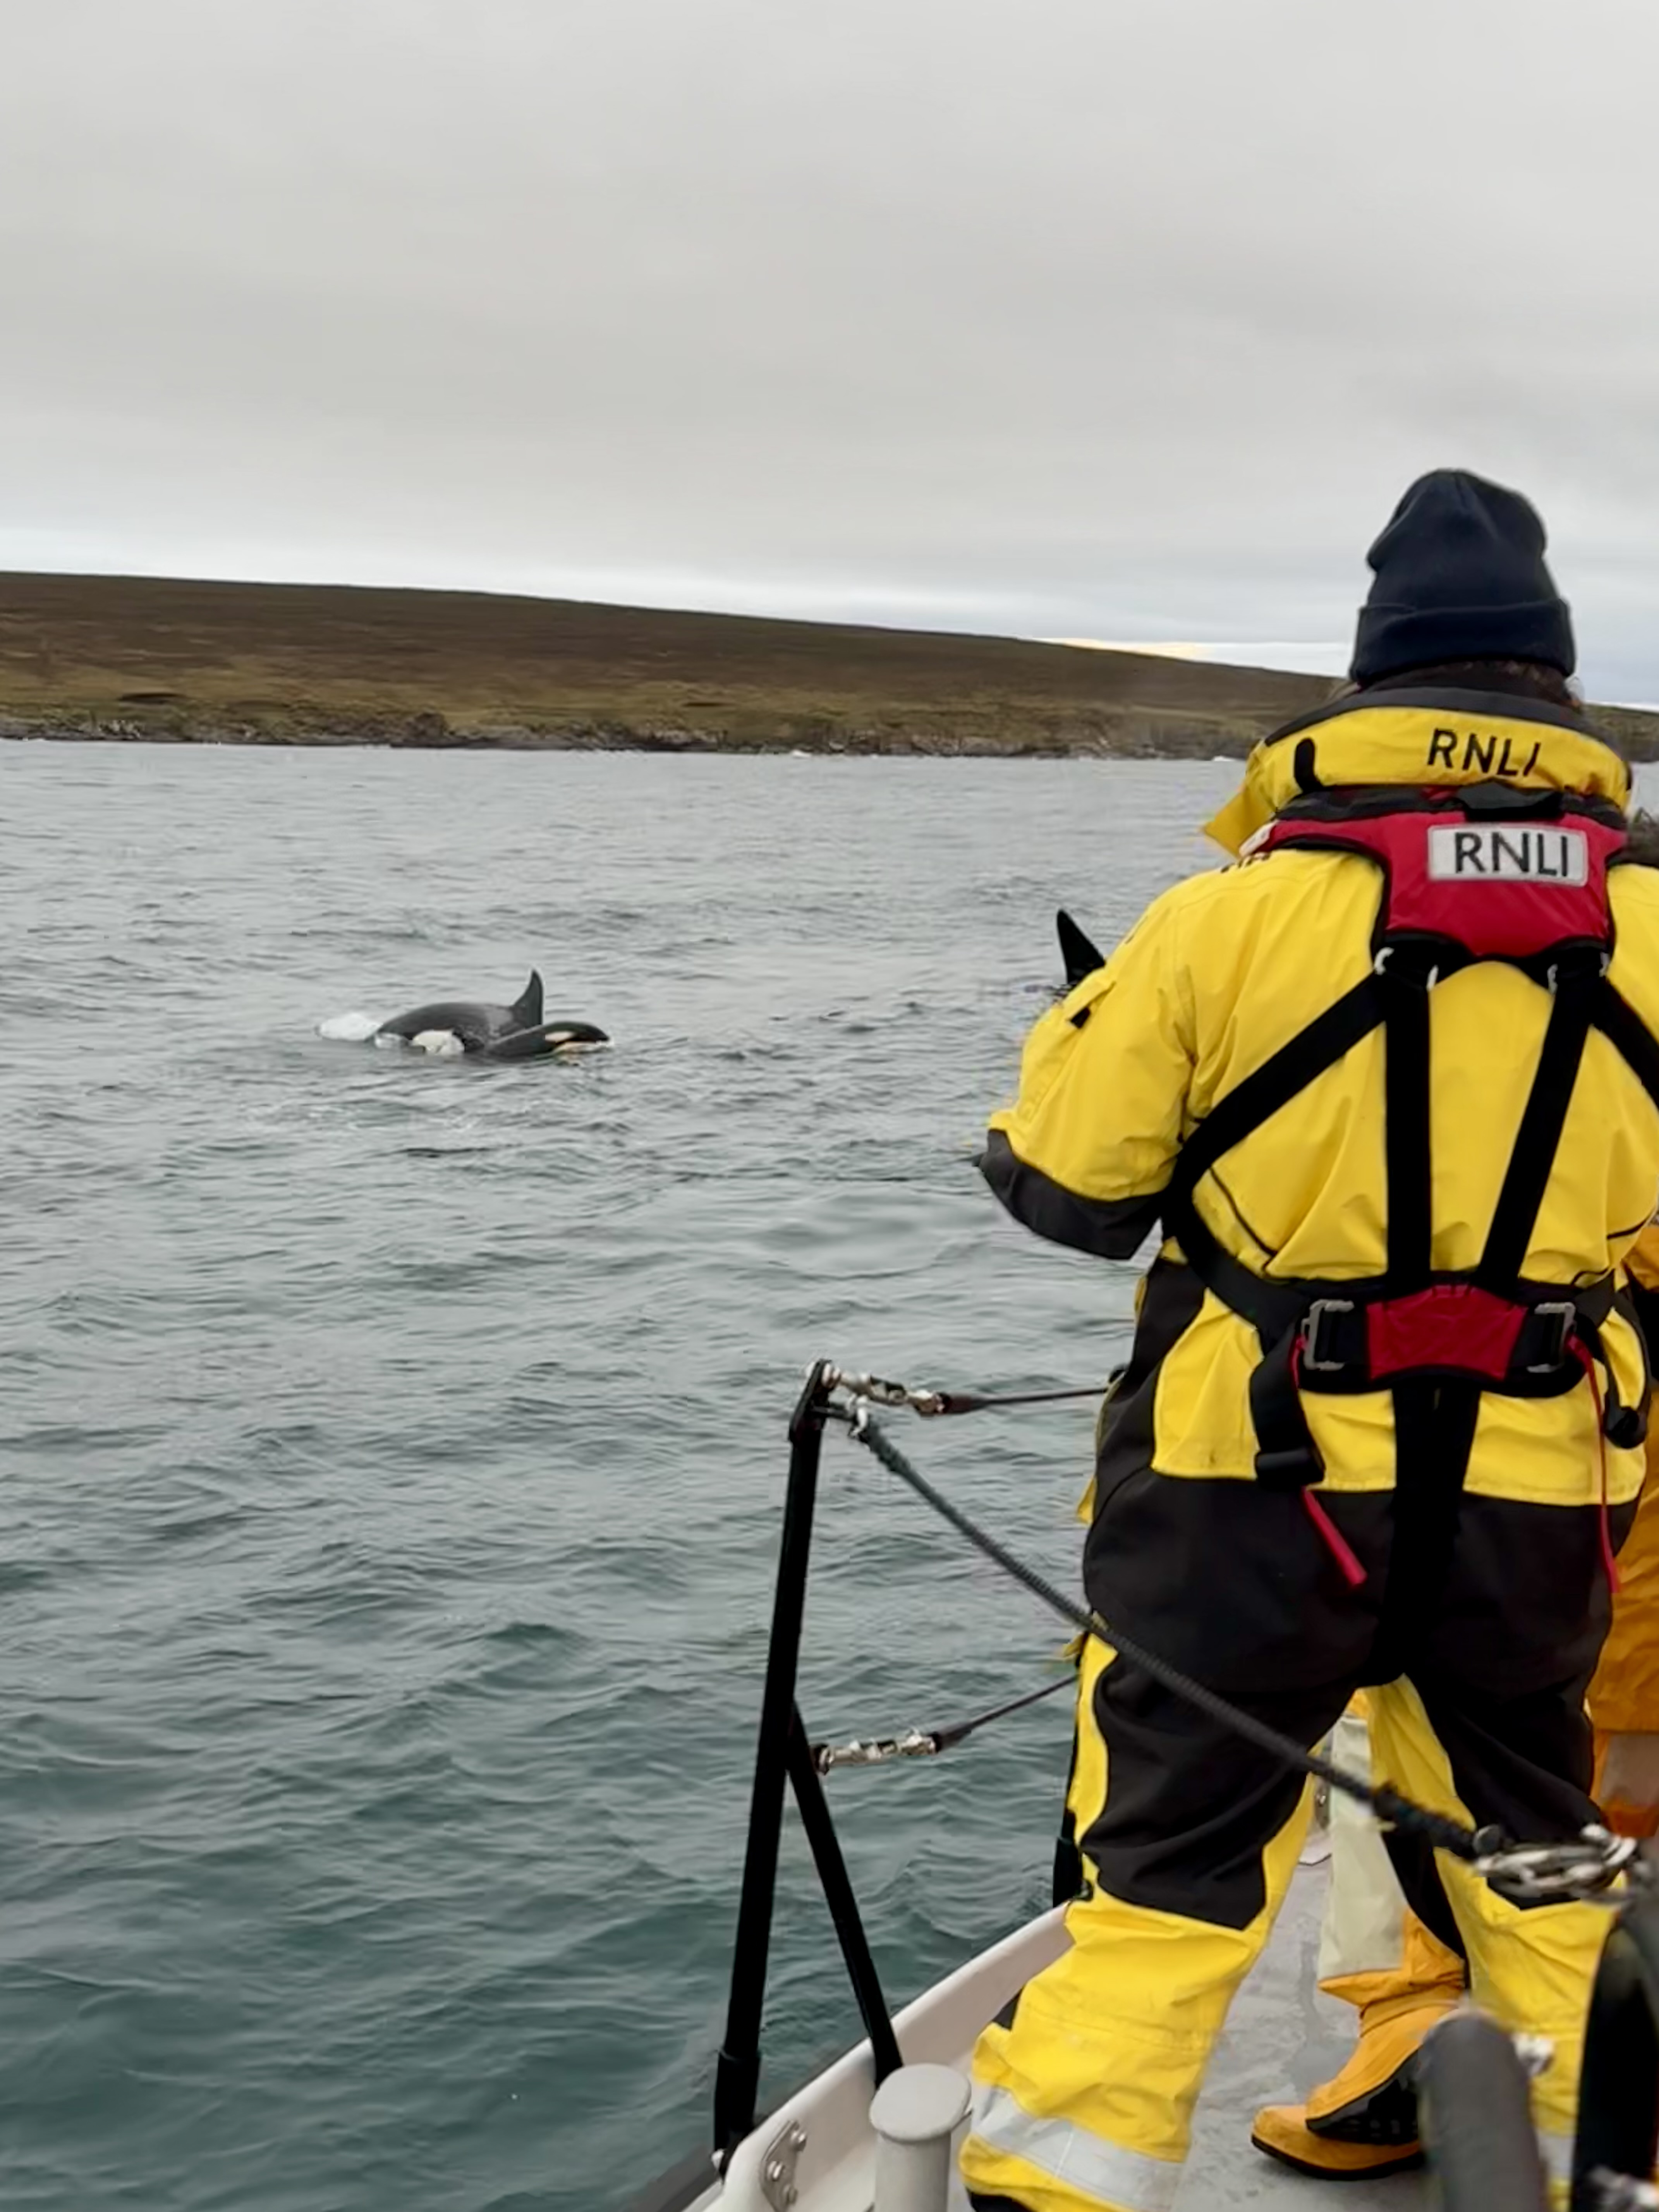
[683,1358,1659,2212]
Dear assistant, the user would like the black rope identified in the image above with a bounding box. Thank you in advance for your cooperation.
[810,1669,1075,1772]
[843,1405,1500,1864]
[931,1384,1109,1416]
[931,1670,1076,1749]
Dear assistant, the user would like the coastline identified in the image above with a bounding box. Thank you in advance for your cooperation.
[4,571,1656,759]
[0,707,1280,757]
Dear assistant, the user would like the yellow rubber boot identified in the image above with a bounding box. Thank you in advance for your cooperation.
[1251,1913,1463,2180]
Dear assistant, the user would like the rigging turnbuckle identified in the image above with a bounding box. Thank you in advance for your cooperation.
[820,1364,1109,1420]
[1474,1827,1647,1906]
[822,1366,951,1415]
[812,1728,940,1774]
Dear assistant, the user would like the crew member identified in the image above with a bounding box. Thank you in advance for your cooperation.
[961,470,1659,2212]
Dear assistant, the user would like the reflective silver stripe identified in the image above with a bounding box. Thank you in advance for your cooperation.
[971,2084,1184,2212]
[1537,2129,1573,2189]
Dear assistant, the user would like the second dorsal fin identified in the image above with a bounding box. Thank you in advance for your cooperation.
[1056,910,1104,990]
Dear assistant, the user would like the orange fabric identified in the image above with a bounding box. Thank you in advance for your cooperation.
[1626,1222,1659,1298]
[1587,1243,1659,1741]
[1318,1908,1465,2025]
[1592,1726,1659,1837]
[1251,2104,1424,2177]
[1584,1220,1659,1825]
[1583,1223,1659,1746]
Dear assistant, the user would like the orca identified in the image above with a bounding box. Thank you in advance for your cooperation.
[1056,909,1105,990]
[374,971,609,1061]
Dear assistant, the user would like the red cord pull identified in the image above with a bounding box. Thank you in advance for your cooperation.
[1303,1489,1368,1589]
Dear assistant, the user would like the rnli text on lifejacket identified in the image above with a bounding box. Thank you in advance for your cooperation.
[1425,825,1590,885]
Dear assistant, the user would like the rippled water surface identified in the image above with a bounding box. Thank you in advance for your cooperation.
[4,742,1238,2212]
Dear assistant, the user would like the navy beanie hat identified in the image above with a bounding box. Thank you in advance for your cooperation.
[1350,469,1575,685]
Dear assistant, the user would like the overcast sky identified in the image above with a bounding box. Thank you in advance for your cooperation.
[5,0,1659,693]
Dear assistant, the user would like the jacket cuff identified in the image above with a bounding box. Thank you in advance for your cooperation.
[979,1130,1163,1260]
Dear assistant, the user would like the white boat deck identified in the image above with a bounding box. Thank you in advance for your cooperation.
[1178,1860,1425,2210]
[661,1860,1430,2212]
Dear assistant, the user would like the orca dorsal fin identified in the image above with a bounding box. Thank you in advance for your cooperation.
[1056,910,1104,990]
[510,970,544,1029]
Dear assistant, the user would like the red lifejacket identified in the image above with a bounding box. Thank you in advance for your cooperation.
[1254,784,1625,980]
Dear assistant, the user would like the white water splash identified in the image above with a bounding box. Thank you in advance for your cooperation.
[317,1011,383,1043]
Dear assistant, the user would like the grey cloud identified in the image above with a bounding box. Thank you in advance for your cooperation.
[4,0,1659,691]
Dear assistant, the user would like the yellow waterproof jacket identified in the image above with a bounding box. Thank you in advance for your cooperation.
[986,695,1659,1511]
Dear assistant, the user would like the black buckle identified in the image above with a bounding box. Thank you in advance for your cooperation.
[1607,1405,1646,1451]
[1373,941,1448,993]
[1527,1301,1576,1372]
[1302,1298,1356,1374]
[1255,1444,1325,1489]
[1544,947,1611,996]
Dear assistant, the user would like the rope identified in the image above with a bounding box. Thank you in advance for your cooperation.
[842,1400,1499,1864]
[929,1385,1113,1417]
[931,1671,1077,1749]
[812,1671,1076,1772]
[929,1386,1111,1417]
[823,1366,1112,1418]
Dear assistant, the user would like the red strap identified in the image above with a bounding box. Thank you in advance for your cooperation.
[1365,1285,1527,1381]
[1302,1488,1368,1589]
[1286,1335,1367,1585]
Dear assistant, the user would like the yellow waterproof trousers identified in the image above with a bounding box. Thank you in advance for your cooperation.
[960,1645,1612,2212]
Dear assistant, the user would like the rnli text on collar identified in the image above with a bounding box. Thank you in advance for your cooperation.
[1426,726,1545,778]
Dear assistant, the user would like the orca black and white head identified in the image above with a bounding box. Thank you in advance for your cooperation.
[374,971,609,1060]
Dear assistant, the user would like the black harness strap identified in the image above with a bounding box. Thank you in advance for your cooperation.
[1592,976,1659,1116]
[1376,948,1515,1659]
[1480,982,1597,1286]
[1165,977,1390,1357]
[1171,976,1388,1196]
[1382,971,1434,1291]
[1240,969,1420,1491]
[1252,975,1601,1512]
[1380,1376,1482,1673]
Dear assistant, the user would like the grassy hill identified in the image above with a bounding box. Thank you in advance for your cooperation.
[2,570,1655,759]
